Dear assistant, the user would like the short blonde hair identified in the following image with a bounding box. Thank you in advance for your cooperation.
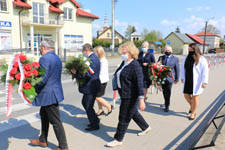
[119,41,139,59]
[94,46,105,59]
[142,41,149,49]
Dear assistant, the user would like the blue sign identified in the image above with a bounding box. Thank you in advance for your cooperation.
[0,21,12,29]
[167,40,171,45]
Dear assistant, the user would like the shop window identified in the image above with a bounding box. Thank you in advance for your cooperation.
[63,8,73,20]
[0,0,7,12]
[64,35,83,51]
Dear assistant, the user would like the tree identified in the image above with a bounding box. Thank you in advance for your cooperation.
[200,24,221,35]
[144,30,162,42]
[124,25,136,39]
[141,28,149,40]
[175,26,181,33]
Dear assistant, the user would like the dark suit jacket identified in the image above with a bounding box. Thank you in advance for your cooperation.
[75,53,101,94]
[158,55,180,83]
[138,52,155,80]
[115,60,144,99]
[33,51,64,106]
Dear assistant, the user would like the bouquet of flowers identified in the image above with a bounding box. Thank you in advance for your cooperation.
[64,54,91,86]
[148,63,173,91]
[0,54,45,117]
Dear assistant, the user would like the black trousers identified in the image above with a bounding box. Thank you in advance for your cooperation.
[114,98,149,142]
[39,103,68,149]
[162,80,173,108]
[82,94,100,127]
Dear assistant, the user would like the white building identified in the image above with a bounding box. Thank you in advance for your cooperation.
[0,0,98,55]
[195,32,221,49]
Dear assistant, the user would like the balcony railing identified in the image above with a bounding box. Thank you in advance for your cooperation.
[21,12,64,26]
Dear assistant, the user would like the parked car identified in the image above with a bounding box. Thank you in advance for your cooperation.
[208,49,216,54]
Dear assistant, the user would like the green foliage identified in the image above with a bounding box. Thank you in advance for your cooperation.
[23,87,37,102]
[0,64,8,84]
[125,25,136,38]
[134,40,144,48]
[144,30,163,43]
[64,55,91,86]
[93,38,111,48]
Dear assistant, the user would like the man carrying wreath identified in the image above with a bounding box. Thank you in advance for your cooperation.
[30,39,69,150]
[158,45,180,112]
[71,43,101,131]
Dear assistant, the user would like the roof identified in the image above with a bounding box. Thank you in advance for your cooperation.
[130,32,141,36]
[165,32,193,43]
[49,0,81,8]
[49,5,64,13]
[13,0,32,9]
[186,33,208,45]
[154,41,162,45]
[76,9,99,19]
[195,32,220,37]
[97,26,126,40]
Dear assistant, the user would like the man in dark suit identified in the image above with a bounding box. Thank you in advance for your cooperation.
[30,39,68,150]
[158,45,180,112]
[71,43,101,131]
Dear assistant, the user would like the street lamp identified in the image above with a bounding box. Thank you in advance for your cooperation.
[203,17,214,54]
[111,0,117,56]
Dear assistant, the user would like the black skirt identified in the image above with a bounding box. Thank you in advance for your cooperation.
[96,82,107,97]
[183,55,195,94]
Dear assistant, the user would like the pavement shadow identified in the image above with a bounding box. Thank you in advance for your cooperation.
[60,103,139,142]
[145,102,188,118]
[0,118,56,150]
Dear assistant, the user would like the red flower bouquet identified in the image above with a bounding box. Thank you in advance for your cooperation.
[0,54,45,103]
[149,63,173,91]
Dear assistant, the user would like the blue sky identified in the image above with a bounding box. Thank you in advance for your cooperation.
[77,0,225,38]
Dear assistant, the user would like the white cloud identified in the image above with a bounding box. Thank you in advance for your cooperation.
[93,23,101,29]
[161,19,178,26]
[186,6,211,12]
[115,19,129,28]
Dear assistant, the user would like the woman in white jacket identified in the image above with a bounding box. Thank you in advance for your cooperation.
[94,46,113,116]
[181,43,209,120]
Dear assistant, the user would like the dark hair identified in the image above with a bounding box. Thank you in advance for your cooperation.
[189,43,202,65]
[83,43,93,51]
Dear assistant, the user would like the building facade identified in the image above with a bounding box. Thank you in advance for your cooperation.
[0,0,98,55]
[195,32,221,49]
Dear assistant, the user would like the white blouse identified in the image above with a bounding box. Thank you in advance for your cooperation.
[99,57,109,84]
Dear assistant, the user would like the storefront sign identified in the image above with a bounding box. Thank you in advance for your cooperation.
[0,21,12,29]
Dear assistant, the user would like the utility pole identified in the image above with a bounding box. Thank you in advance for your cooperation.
[203,21,208,54]
[111,0,116,56]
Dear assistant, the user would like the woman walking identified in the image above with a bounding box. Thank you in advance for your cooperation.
[181,43,209,120]
[106,41,151,147]
[94,46,112,116]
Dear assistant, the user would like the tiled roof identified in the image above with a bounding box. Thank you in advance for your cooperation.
[49,5,64,14]
[195,32,220,37]
[49,0,80,8]
[76,9,99,19]
[186,33,208,45]
[13,0,32,9]
[174,32,194,43]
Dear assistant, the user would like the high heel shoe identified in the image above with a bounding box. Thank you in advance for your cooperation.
[188,110,192,114]
[97,111,104,116]
[106,105,113,116]
[188,113,196,120]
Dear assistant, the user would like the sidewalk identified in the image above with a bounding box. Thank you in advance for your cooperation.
[1,58,225,150]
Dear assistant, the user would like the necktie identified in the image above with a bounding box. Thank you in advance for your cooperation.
[165,56,168,65]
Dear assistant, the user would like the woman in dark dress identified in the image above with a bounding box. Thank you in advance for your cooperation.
[138,41,155,101]
[181,43,209,120]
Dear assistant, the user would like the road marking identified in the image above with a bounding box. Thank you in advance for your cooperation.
[0,97,15,103]
[0,103,31,114]
[0,112,40,132]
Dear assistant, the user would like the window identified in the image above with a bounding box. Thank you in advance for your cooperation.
[64,35,83,50]
[107,33,110,37]
[32,3,44,24]
[63,8,73,20]
[0,0,7,12]
[0,32,12,50]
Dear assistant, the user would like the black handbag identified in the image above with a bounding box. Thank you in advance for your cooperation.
[112,75,118,90]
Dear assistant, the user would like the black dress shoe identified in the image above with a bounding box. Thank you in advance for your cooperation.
[189,110,192,114]
[164,107,169,112]
[106,105,113,116]
[85,126,99,131]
